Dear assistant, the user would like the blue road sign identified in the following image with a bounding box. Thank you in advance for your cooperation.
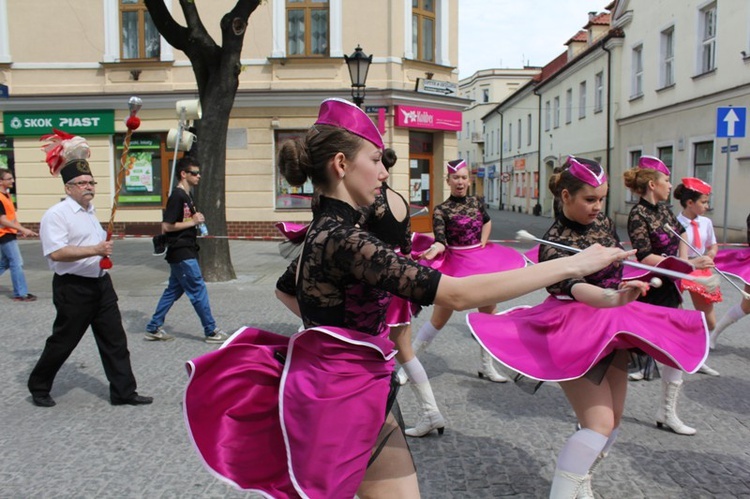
[716,107,746,138]
[721,144,739,153]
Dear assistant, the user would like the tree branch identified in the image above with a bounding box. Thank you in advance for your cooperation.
[144,0,188,51]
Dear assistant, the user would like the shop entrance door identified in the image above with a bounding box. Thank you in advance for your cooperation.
[409,154,433,233]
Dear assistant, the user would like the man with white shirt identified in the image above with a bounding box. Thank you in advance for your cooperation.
[27,156,152,408]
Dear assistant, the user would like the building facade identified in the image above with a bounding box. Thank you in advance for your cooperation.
[0,0,467,236]
[610,0,750,241]
[457,67,540,208]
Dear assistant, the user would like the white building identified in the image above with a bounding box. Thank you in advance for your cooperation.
[611,0,750,241]
[457,68,540,207]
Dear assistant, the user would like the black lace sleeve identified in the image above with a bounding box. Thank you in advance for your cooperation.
[276,258,298,295]
[627,205,654,262]
[432,203,448,245]
[328,229,440,305]
[540,214,623,298]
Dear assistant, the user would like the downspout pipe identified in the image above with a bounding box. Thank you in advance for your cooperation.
[602,42,613,218]
[494,108,504,210]
[532,87,542,216]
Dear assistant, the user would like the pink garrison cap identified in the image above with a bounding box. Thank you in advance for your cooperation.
[638,155,671,176]
[446,159,467,174]
[566,156,607,187]
[681,177,712,195]
[315,98,384,149]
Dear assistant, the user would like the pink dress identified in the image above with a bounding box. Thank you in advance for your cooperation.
[184,326,395,498]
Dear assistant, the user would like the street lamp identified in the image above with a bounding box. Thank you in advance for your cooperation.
[344,45,372,108]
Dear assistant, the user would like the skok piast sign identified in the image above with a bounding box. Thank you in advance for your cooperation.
[3,110,115,136]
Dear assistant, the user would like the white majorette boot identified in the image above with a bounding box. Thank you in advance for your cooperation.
[477,347,508,382]
[549,470,588,499]
[405,381,446,437]
[576,452,606,499]
[396,337,433,385]
[655,380,696,435]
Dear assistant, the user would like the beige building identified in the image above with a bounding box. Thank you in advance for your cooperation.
[0,0,467,236]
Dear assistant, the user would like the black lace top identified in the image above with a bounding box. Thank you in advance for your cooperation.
[295,196,440,336]
[627,198,684,261]
[539,212,624,298]
[363,183,412,254]
[627,198,685,307]
[432,195,490,246]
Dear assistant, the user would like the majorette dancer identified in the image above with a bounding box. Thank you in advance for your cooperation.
[183,98,635,498]
[467,156,708,498]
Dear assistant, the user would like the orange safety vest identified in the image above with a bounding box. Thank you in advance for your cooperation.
[0,191,18,238]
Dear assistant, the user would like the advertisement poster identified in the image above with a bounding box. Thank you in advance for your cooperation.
[410,178,422,202]
[125,152,154,193]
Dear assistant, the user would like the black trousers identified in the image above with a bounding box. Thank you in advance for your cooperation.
[28,273,137,400]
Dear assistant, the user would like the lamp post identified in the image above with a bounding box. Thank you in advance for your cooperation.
[344,45,372,108]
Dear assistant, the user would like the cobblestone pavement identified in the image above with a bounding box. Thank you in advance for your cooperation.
[2,209,749,498]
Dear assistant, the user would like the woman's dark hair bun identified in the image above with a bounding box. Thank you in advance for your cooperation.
[382,148,398,169]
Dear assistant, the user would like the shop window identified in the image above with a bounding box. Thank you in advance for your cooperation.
[0,137,15,204]
[276,130,314,209]
[412,0,436,62]
[120,0,160,60]
[287,0,329,57]
[115,133,172,207]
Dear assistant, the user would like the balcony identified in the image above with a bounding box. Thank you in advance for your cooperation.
[471,132,484,144]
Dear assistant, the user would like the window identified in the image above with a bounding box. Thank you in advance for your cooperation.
[579,81,587,119]
[632,45,643,97]
[544,101,551,132]
[699,3,717,73]
[120,0,160,60]
[412,0,436,62]
[594,72,604,112]
[527,114,532,146]
[508,122,513,151]
[658,146,673,179]
[565,89,573,124]
[115,133,171,207]
[694,141,714,186]
[626,150,642,203]
[553,96,560,128]
[517,119,521,149]
[661,27,675,87]
[287,0,329,57]
[276,130,314,209]
[482,88,490,103]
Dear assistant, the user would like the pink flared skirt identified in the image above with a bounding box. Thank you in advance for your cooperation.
[184,326,396,498]
[466,296,709,382]
[715,248,750,286]
[423,242,527,277]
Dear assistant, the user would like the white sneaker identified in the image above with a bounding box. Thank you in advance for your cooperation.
[144,327,175,341]
[205,330,228,344]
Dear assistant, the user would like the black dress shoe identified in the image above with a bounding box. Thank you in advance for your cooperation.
[111,393,153,406]
[32,394,56,407]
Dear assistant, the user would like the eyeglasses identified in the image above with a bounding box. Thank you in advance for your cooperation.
[67,181,98,188]
[186,170,201,176]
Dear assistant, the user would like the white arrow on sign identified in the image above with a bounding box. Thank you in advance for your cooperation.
[724,108,740,136]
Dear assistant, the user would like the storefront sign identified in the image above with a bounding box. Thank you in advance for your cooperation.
[394,105,461,131]
[513,158,526,170]
[3,110,115,136]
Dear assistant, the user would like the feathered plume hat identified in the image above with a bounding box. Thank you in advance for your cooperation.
[40,129,92,183]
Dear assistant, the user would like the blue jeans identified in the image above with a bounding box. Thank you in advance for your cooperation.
[0,239,29,298]
[146,258,216,336]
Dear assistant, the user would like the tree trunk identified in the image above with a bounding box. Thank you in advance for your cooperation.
[145,0,261,282]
